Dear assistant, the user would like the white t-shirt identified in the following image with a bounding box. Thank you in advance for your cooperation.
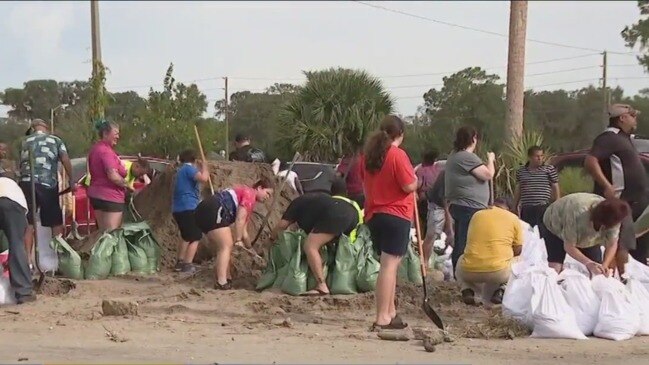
[277,170,299,191]
[0,177,28,211]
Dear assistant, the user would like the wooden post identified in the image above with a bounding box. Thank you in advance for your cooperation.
[90,0,102,76]
[224,76,230,158]
[602,51,609,127]
[505,0,528,143]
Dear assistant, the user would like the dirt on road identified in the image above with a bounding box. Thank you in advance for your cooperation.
[2,267,648,364]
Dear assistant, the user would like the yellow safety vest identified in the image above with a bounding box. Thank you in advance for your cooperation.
[332,195,363,242]
[84,160,136,189]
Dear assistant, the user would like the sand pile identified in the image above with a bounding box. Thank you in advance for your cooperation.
[133,160,298,281]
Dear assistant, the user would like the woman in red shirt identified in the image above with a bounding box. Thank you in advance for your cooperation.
[360,115,418,331]
[194,178,274,290]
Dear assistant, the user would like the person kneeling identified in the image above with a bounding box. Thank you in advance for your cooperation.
[540,193,629,277]
[194,178,274,289]
[272,178,361,296]
[456,197,523,307]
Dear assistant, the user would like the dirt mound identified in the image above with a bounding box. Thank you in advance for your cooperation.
[133,161,298,285]
[37,277,76,296]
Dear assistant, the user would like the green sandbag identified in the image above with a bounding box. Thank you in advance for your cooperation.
[137,231,161,274]
[85,232,117,280]
[51,236,84,280]
[307,245,330,291]
[122,222,160,274]
[272,231,303,289]
[356,238,380,293]
[127,240,149,274]
[406,244,423,285]
[110,229,131,276]
[330,235,360,294]
[256,244,281,291]
[281,239,308,296]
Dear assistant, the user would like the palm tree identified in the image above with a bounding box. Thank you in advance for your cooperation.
[278,68,394,162]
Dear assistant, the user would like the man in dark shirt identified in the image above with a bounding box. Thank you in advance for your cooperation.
[228,133,267,163]
[424,168,453,265]
[585,103,649,270]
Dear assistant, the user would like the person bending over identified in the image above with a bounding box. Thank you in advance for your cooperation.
[271,178,362,296]
[541,193,629,277]
[194,178,274,289]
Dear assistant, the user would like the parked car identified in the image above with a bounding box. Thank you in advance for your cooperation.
[292,162,338,194]
[63,155,171,236]
[549,137,649,174]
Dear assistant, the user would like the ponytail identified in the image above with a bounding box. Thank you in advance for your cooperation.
[364,130,392,173]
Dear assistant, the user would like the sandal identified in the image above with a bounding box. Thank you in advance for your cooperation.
[301,288,330,297]
[370,321,407,332]
[214,282,232,290]
[391,314,408,329]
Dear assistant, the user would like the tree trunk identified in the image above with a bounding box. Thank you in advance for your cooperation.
[505,0,528,143]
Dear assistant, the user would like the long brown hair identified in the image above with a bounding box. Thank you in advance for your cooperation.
[364,115,405,173]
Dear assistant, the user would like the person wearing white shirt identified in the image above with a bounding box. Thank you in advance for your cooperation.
[0,175,35,304]
[277,161,303,195]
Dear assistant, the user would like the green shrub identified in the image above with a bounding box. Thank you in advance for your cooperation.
[559,167,594,195]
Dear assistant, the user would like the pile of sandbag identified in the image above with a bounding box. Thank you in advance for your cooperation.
[503,225,649,341]
[256,225,423,296]
[50,222,161,280]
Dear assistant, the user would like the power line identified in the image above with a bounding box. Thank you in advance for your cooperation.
[354,1,634,55]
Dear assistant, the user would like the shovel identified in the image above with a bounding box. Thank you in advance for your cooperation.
[28,147,45,292]
[413,193,444,330]
[66,191,83,240]
[250,151,301,246]
[193,125,215,195]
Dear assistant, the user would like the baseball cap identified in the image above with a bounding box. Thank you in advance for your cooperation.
[608,104,640,118]
[25,119,48,135]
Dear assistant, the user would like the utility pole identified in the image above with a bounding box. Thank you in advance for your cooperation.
[224,77,230,158]
[505,0,528,143]
[90,0,102,76]
[602,50,609,127]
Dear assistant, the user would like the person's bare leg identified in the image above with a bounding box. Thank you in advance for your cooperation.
[23,225,34,267]
[177,241,188,262]
[389,276,398,319]
[375,252,401,326]
[184,241,199,264]
[51,224,64,238]
[304,232,335,294]
[102,212,123,232]
[93,210,105,232]
[207,228,233,286]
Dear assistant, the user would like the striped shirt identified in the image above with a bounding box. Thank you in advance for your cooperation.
[515,164,558,207]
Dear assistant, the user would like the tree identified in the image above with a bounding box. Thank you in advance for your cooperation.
[278,68,393,162]
[422,67,506,154]
[622,0,649,72]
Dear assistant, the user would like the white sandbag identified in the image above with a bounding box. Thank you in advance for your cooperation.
[562,255,590,277]
[502,266,553,327]
[626,257,649,292]
[592,275,640,341]
[35,220,58,273]
[558,269,600,335]
[518,226,548,269]
[626,279,649,335]
[531,274,587,340]
[0,276,16,305]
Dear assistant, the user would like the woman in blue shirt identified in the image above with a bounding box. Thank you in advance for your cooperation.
[172,149,210,273]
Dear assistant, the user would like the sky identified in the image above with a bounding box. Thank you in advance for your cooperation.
[1,1,647,118]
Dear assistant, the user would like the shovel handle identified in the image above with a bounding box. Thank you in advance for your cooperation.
[193,125,215,195]
[413,193,426,279]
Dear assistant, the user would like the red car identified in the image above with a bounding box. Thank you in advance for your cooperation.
[63,155,171,236]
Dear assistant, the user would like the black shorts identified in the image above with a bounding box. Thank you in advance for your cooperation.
[172,210,203,242]
[18,181,62,227]
[194,197,235,234]
[520,204,548,229]
[90,197,125,213]
[539,220,602,264]
[311,200,359,236]
[366,213,411,257]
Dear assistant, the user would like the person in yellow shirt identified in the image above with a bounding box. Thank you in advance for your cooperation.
[456,197,523,307]
[84,158,151,191]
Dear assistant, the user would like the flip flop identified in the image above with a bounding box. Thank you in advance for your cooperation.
[391,314,408,329]
[301,288,330,297]
[370,321,408,332]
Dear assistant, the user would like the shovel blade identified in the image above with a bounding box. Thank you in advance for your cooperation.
[423,298,444,330]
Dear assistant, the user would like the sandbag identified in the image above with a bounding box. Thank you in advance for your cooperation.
[281,239,308,296]
[406,244,423,285]
[519,225,547,266]
[51,236,84,280]
[256,244,280,291]
[626,257,649,292]
[502,265,553,327]
[330,235,360,294]
[0,276,15,305]
[271,231,303,289]
[626,278,649,335]
[559,269,600,336]
[110,229,131,276]
[530,272,587,340]
[123,222,161,274]
[356,233,380,293]
[127,240,149,274]
[85,232,117,280]
[592,275,640,341]
[36,222,58,273]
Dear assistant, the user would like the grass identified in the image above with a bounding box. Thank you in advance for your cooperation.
[559,166,594,195]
